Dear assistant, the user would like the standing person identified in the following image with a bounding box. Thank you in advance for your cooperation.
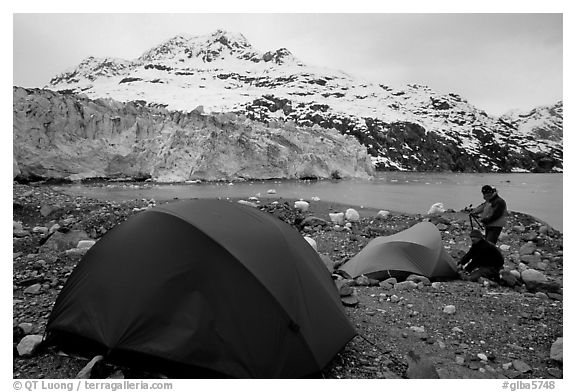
[471,185,507,244]
[458,230,504,282]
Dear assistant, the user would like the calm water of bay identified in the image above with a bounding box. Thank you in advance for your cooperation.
[54,172,563,231]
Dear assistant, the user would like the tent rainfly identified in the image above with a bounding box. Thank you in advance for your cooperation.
[340,221,459,280]
[45,199,355,378]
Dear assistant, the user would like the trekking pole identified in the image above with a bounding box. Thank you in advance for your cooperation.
[468,213,484,230]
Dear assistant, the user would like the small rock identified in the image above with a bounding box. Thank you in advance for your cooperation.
[521,254,542,266]
[237,200,258,208]
[406,274,431,286]
[13,229,31,238]
[477,353,488,361]
[455,356,466,365]
[535,261,548,271]
[390,295,400,303]
[328,212,345,225]
[521,232,539,242]
[294,200,309,212]
[512,225,526,233]
[499,244,511,251]
[17,335,43,356]
[23,283,42,295]
[48,223,61,235]
[18,323,34,335]
[519,242,537,256]
[32,226,49,235]
[334,280,354,297]
[427,203,446,215]
[547,368,562,378]
[376,210,390,219]
[355,275,371,286]
[443,305,456,315]
[341,294,359,307]
[539,226,550,236]
[512,359,532,373]
[77,240,96,249]
[40,204,59,217]
[301,216,329,228]
[535,292,548,299]
[266,189,277,194]
[345,208,360,222]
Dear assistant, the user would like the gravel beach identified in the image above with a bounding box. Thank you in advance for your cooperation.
[12,182,563,379]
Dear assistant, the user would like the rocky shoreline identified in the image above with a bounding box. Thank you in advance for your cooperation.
[12,182,563,379]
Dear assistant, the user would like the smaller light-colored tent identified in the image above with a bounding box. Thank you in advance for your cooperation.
[340,221,458,280]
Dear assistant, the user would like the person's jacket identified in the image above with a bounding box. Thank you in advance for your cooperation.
[472,193,507,227]
[458,238,504,272]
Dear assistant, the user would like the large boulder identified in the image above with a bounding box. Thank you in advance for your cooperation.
[521,269,562,293]
[16,335,43,356]
[550,337,563,363]
[40,230,90,253]
[521,268,547,285]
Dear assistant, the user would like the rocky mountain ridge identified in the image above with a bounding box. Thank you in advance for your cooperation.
[14,29,563,181]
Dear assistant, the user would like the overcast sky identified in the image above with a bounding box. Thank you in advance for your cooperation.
[11,10,564,116]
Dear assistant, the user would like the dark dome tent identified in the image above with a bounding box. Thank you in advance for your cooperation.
[45,199,355,378]
[340,221,459,281]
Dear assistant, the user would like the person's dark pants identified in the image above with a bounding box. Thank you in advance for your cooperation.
[468,266,500,282]
[485,226,503,244]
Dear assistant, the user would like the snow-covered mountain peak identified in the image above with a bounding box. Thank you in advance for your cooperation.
[139,29,255,64]
[500,101,563,142]
[134,29,302,67]
[49,56,136,85]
